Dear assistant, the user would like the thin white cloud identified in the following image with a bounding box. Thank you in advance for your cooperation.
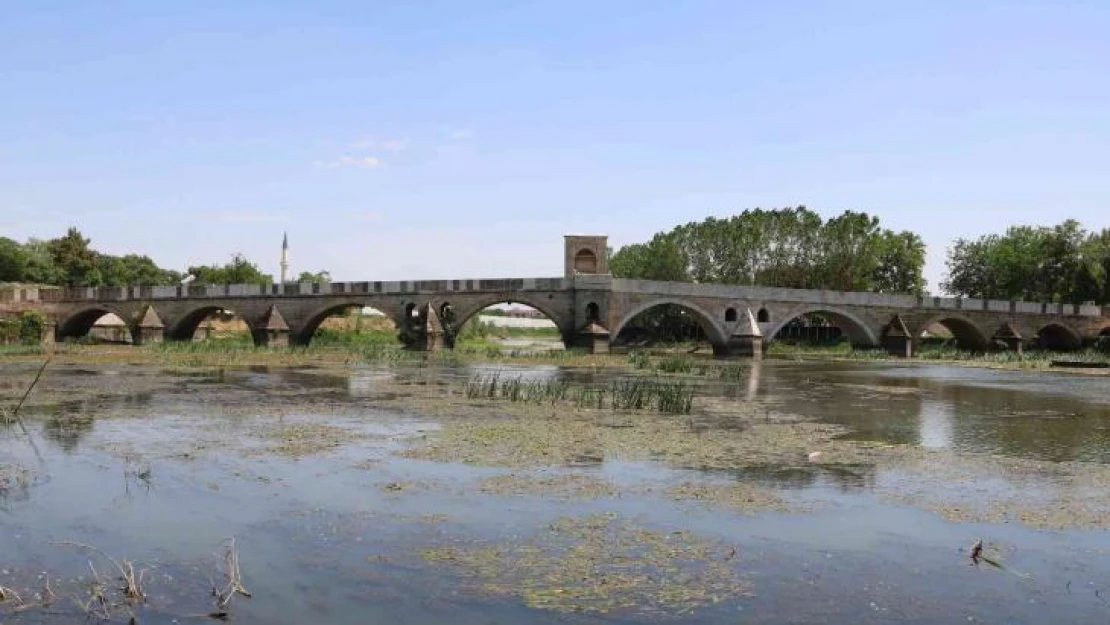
[354,211,382,222]
[449,128,474,140]
[314,155,385,169]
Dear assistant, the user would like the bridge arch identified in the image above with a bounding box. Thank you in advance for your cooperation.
[166,305,257,343]
[1035,322,1083,349]
[611,299,727,346]
[914,314,990,350]
[57,306,134,343]
[295,302,404,346]
[447,296,572,347]
[768,305,879,347]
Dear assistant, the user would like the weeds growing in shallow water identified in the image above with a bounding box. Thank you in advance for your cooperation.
[610,378,694,413]
[464,373,570,404]
[465,373,694,414]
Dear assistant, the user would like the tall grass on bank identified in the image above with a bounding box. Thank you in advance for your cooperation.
[464,373,695,414]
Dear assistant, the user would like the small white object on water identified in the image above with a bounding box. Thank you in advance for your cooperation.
[807,451,822,462]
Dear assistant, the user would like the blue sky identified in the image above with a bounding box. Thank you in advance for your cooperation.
[2,0,1108,291]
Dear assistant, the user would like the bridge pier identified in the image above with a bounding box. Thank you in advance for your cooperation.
[254,305,291,347]
[993,323,1023,355]
[132,306,165,345]
[40,321,56,347]
[715,309,763,359]
[573,322,611,354]
[881,315,913,357]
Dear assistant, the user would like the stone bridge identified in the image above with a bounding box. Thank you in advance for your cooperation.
[2,235,1108,356]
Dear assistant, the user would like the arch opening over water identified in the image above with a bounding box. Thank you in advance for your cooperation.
[611,300,725,348]
[768,306,877,347]
[916,316,989,350]
[450,302,565,352]
[1036,323,1083,350]
[297,303,397,346]
[57,307,134,344]
[167,306,254,344]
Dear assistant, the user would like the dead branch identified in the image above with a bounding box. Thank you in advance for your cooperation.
[211,537,251,618]
[4,356,51,469]
[53,541,146,602]
[0,584,24,605]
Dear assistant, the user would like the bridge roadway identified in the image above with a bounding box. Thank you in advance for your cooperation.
[2,275,1108,356]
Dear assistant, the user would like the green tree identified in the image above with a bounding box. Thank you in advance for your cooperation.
[609,207,924,294]
[0,237,29,282]
[188,253,273,285]
[610,235,688,281]
[20,239,65,285]
[48,227,102,286]
[872,230,927,294]
[943,220,1110,303]
[296,270,332,284]
[98,253,182,285]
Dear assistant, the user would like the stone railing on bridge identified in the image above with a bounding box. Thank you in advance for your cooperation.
[2,276,1106,318]
[608,278,1105,317]
[11,277,572,303]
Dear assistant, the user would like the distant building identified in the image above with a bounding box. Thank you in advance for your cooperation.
[280,231,290,284]
[503,306,546,319]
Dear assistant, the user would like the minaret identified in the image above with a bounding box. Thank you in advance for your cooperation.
[280,231,289,284]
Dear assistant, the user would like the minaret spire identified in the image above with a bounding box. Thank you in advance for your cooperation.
[280,231,290,284]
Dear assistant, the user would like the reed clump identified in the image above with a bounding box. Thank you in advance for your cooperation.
[464,373,694,414]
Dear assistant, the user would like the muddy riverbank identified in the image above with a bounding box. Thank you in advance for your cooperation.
[2,356,1109,623]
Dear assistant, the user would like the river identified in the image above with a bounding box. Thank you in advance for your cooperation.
[0,358,1107,624]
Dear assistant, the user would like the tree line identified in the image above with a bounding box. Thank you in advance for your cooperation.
[610,207,927,295]
[4,216,1110,305]
[0,227,330,288]
[610,208,1110,305]
[942,220,1110,304]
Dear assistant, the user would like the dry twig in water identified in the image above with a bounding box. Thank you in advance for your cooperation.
[210,538,252,619]
[53,541,146,601]
[0,584,24,605]
[4,356,51,469]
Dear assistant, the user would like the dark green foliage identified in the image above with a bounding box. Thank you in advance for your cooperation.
[944,220,1110,303]
[609,207,926,295]
[0,311,45,344]
[296,270,332,284]
[188,253,273,286]
[0,228,183,287]
[48,227,101,286]
[19,239,66,285]
[0,237,29,282]
[97,253,182,286]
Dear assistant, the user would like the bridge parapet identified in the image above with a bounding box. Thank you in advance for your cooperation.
[610,279,1103,318]
[22,278,571,303]
[2,277,1105,330]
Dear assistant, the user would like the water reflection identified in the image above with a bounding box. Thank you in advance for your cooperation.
[346,369,396,397]
[760,362,1110,463]
[918,400,954,449]
[725,463,878,493]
